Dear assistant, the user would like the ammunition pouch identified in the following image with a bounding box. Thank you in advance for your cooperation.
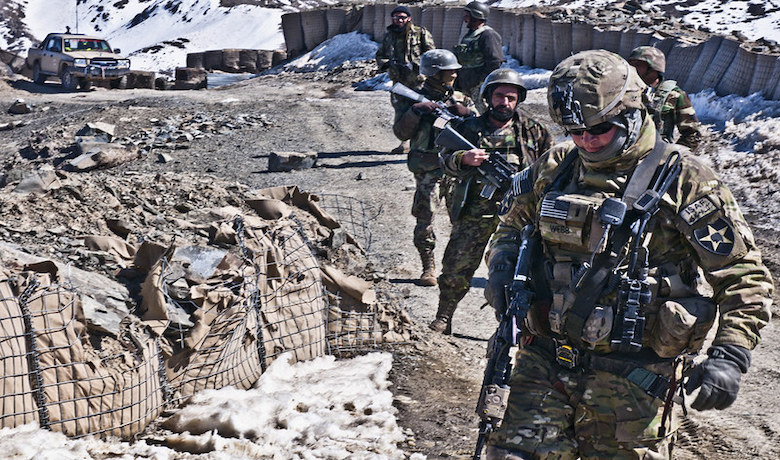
[645,296,717,358]
[407,149,441,174]
[539,192,610,254]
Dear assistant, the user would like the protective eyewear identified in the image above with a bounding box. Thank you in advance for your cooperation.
[392,15,409,20]
[568,122,615,137]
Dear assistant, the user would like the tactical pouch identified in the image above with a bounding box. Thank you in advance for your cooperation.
[407,150,441,174]
[581,304,615,348]
[539,192,608,253]
[646,296,717,358]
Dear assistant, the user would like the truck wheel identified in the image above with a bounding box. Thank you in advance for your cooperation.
[79,78,92,90]
[61,67,78,91]
[110,76,128,90]
[33,62,46,84]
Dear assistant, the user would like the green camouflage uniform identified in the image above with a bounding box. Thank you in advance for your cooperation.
[393,79,474,253]
[453,25,503,113]
[648,80,702,150]
[438,111,551,317]
[376,22,436,115]
[485,114,774,458]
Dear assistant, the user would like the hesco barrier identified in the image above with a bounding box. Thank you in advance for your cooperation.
[0,190,395,439]
[281,4,780,100]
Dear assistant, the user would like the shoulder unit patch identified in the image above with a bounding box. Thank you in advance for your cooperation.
[680,195,717,226]
[693,217,735,255]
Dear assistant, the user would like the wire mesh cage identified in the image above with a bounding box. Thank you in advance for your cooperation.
[0,273,165,439]
[317,193,382,255]
[0,195,397,440]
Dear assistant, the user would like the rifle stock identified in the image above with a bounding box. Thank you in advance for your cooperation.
[473,225,538,459]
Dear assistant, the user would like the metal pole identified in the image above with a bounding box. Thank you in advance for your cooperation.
[75,1,79,33]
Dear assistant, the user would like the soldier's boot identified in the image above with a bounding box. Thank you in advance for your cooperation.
[428,302,456,335]
[391,139,410,154]
[418,249,437,287]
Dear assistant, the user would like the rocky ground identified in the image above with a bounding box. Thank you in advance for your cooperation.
[0,62,779,459]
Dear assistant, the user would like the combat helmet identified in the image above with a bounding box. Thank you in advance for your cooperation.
[464,1,489,20]
[420,49,462,77]
[480,68,527,103]
[547,49,646,130]
[627,46,666,74]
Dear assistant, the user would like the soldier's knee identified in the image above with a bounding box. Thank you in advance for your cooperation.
[485,445,533,460]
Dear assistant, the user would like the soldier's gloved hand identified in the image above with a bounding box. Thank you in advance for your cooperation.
[412,101,438,115]
[485,264,514,320]
[447,103,471,117]
[685,344,751,411]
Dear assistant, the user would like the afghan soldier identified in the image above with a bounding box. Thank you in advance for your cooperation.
[628,46,703,150]
[483,50,773,459]
[453,1,504,114]
[430,68,551,334]
[376,5,436,154]
[393,50,474,286]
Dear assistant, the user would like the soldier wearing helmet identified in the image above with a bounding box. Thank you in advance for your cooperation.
[376,5,436,154]
[453,1,504,114]
[430,67,551,334]
[393,49,475,287]
[628,46,703,150]
[481,50,772,459]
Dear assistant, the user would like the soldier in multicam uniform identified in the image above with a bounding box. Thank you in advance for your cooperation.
[628,46,703,150]
[483,50,773,459]
[376,5,436,154]
[393,49,475,286]
[430,68,551,334]
[453,1,504,114]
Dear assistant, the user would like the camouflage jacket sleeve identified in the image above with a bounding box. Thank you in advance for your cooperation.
[421,27,436,56]
[375,32,394,71]
[479,27,504,74]
[669,155,773,349]
[392,97,420,141]
[440,118,482,178]
[520,116,553,164]
[671,88,702,151]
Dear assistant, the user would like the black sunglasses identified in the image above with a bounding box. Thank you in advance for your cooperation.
[568,122,615,137]
[392,15,409,20]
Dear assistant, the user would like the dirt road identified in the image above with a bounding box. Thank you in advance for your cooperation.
[0,67,778,459]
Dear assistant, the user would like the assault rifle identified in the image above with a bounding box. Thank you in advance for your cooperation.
[610,152,682,353]
[391,82,515,199]
[390,82,464,125]
[473,224,539,460]
[434,125,515,200]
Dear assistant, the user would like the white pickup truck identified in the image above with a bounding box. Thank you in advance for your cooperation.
[26,32,131,90]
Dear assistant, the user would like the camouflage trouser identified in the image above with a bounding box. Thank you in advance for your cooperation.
[412,171,442,252]
[487,345,677,460]
[438,202,499,310]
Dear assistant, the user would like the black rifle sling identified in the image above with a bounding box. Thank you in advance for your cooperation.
[564,133,668,348]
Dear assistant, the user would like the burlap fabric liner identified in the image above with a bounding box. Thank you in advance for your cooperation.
[0,186,354,437]
[0,265,164,438]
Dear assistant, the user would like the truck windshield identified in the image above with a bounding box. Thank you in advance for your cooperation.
[63,39,111,52]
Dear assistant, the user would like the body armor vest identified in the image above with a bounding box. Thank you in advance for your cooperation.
[454,26,488,69]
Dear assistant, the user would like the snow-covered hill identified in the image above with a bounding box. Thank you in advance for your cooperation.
[0,0,287,74]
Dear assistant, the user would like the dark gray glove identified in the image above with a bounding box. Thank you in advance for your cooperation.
[685,344,751,411]
[485,251,515,319]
